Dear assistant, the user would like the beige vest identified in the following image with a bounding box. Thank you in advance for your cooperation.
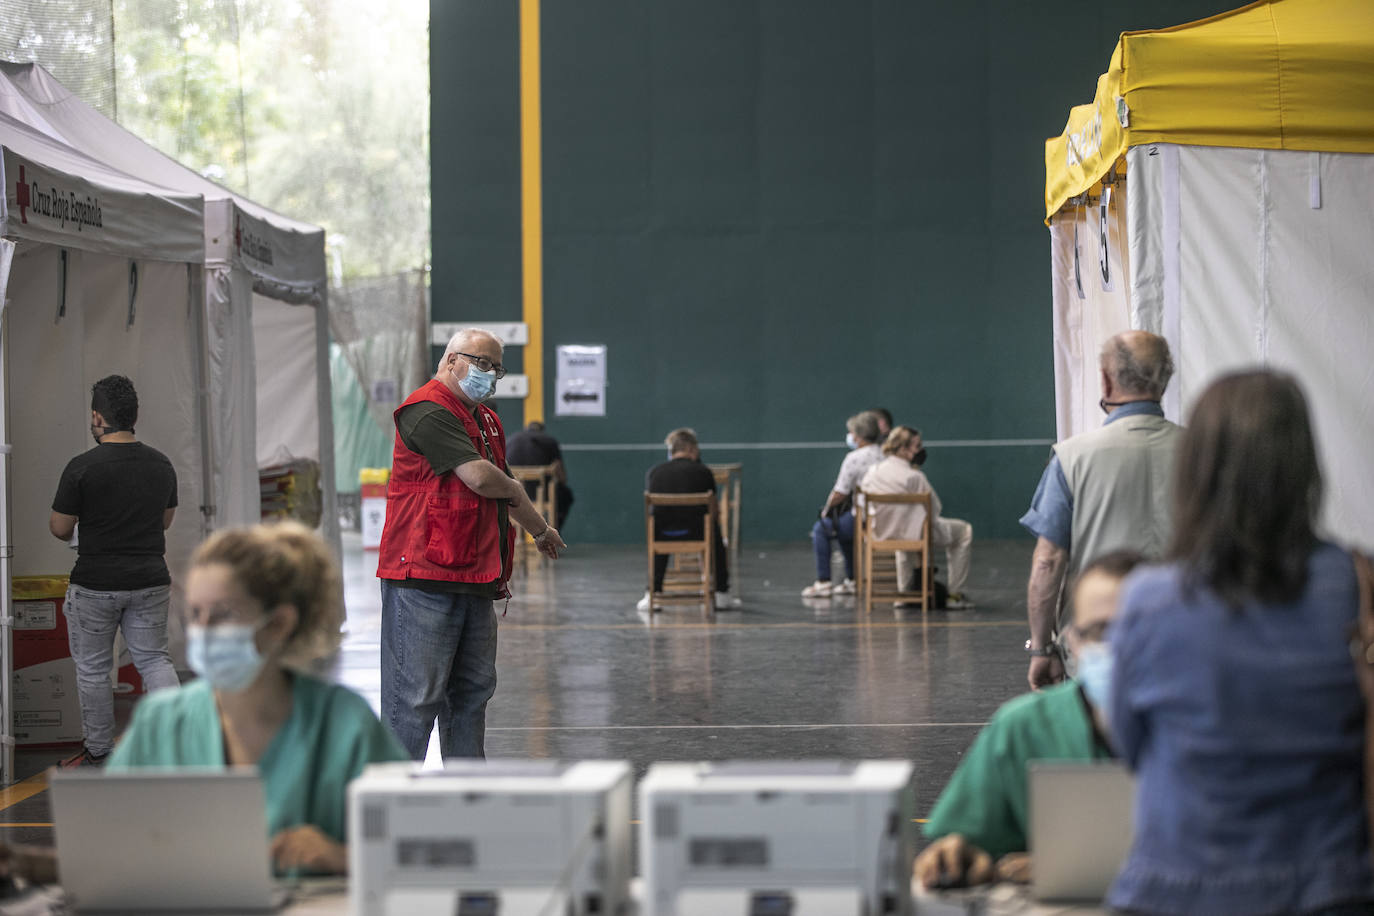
[1053,412,1183,585]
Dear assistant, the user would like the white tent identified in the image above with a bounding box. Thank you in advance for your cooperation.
[1044,0,1374,549]
[0,109,210,783]
[0,62,338,554]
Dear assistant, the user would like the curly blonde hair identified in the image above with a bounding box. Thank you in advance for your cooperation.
[191,521,343,667]
[881,425,921,457]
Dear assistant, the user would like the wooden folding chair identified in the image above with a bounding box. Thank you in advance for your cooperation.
[852,492,868,598]
[644,491,717,619]
[859,490,932,613]
[510,462,559,564]
[708,463,742,598]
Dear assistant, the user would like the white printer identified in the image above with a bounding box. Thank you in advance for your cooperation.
[640,760,916,916]
[350,759,634,916]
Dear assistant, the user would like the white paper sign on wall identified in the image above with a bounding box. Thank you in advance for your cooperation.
[555,344,607,417]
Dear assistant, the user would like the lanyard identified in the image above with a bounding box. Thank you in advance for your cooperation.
[473,410,494,461]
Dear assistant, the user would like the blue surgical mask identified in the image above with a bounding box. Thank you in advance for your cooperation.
[845,432,858,450]
[187,622,267,692]
[459,365,497,402]
[1073,641,1114,713]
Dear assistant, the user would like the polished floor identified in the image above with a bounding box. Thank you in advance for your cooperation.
[0,531,1036,849]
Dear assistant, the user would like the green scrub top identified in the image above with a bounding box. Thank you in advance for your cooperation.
[107,674,408,845]
[923,681,1111,859]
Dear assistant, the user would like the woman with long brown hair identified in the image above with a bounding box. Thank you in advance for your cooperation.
[1107,369,1373,915]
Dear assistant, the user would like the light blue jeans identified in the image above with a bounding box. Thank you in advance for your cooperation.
[380,581,498,760]
[64,584,180,755]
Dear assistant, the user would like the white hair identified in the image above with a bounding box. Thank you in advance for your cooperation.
[438,327,504,370]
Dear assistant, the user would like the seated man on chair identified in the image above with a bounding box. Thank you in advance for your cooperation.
[639,428,739,610]
[859,425,974,609]
[914,550,1141,888]
[507,420,574,529]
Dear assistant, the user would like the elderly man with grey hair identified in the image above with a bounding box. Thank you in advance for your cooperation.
[377,328,566,759]
[1020,330,1181,690]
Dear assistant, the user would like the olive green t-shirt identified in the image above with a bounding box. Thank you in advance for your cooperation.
[390,401,511,597]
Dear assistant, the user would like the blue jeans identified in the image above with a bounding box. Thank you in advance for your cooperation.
[811,514,855,582]
[380,581,498,760]
[64,584,180,755]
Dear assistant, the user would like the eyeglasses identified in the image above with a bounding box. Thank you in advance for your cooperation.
[456,352,507,379]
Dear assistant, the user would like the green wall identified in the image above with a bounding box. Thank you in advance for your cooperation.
[430,0,1237,545]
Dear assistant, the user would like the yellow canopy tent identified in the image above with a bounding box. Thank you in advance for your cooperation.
[1045,0,1374,222]
[1042,0,1374,548]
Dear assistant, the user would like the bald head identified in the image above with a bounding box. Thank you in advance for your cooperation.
[1100,331,1174,400]
[440,328,503,369]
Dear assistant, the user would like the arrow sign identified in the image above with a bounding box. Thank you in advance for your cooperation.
[555,344,607,416]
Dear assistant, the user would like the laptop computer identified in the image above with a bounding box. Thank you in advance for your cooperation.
[1028,761,1135,902]
[50,768,289,913]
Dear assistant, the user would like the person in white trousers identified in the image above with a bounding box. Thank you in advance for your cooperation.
[859,425,973,608]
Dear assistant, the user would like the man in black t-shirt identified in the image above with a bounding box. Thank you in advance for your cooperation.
[506,420,574,529]
[49,375,180,767]
[640,427,738,611]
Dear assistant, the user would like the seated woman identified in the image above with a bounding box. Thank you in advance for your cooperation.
[1109,370,1374,915]
[859,425,974,607]
[108,521,408,874]
[802,411,884,598]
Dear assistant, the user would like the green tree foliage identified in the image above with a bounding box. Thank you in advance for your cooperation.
[112,0,429,280]
[0,0,117,114]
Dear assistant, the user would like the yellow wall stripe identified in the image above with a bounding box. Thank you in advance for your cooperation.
[519,0,545,423]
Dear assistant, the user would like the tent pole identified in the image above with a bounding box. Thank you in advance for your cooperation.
[315,289,340,562]
[0,239,15,786]
[189,266,214,540]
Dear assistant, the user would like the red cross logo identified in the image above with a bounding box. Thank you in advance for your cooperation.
[15,165,29,224]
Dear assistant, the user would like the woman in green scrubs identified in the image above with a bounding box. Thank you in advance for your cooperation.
[107,521,407,874]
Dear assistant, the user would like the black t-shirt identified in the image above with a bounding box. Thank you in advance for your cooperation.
[506,429,562,467]
[391,401,509,598]
[52,441,178,590]
[507,429,563,501]
[645,457,717,537]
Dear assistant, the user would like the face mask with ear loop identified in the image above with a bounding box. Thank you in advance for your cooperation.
[1099,398,1134,415]
[1072,641,1115,717]
[91,421,129,444]
[455,361,497,402]
[186,619,273,692]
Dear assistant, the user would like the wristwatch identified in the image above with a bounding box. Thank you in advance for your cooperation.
[1025,639,1058,657]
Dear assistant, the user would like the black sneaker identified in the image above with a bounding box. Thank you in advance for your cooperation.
[60,747,109,769]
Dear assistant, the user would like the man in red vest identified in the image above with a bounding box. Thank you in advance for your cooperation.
[377,328,566,759]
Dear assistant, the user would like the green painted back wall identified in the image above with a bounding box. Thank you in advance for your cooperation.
[429,0,1238,545]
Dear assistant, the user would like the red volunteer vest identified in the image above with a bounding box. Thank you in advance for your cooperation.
[376,379,514,590]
